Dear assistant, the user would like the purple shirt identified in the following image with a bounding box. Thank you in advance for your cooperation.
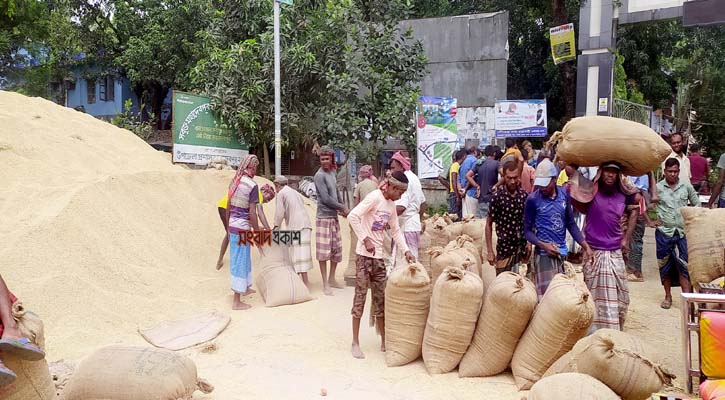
[583,189,636,251]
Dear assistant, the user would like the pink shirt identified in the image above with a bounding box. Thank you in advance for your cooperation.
[521,164,536,194]
[348,189,409,259]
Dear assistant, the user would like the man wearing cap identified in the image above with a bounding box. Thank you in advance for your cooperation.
[390,151,426,260]
[576,162,640,332]
[273,176,314,287]
[314,146,350,295]
[524,159,592,299]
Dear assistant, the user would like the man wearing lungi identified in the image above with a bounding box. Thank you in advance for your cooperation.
[389,151,426,260]
[313,146,349,296]
[524,159,592,299]
[348,171,415,359]
[273,175,313,288]
[577,162,640,332]
[651,158,699,309]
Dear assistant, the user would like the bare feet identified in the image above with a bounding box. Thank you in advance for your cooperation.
[323,286,334,296]
[242,288,256,296]
[329,280,345,289]
[232,299,252,310]
[351,343,365,359]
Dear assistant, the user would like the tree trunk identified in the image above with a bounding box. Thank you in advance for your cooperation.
[552,0,577,122]
[262,142,271,178]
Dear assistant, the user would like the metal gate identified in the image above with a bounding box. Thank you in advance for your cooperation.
[612,98,653,127]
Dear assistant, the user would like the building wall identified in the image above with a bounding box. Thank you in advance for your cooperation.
[399,12,509,107]
[66,74,138,118]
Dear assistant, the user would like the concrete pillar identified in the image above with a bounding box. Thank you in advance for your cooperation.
[576,0,615,116]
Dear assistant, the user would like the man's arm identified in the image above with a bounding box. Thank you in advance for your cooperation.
[437,175,449,190]
[564,199,586,245]
[647,171,658,203]
[708,168,725,207]
[249,202,260,231]
[688,184,701,207]
[523,197,542,246]
[622,206,638,257]
[485,214,495,264]
[273,194,285,229]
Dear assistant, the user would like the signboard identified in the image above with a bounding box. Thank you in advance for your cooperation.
[598,97,609,112]
[549,23,576,65]
[278,0,293,4]
[172,91,249,166]
[416,96,458,179]
[494,100,548,137]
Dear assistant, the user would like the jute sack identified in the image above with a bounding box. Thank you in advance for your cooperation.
[511,273,594,390]
[443,222,464,243]
[459,272,538,377]
[461,218,486,259]
[418,230,433,276]
[550,116,671,176]
[428,218,450,249]
[12,301,45,351]
[255,246,313,307]
[422,267,483,374]
[528,373,621,400]
[681,207,725,291]
[445,235,482,275]
[0,355,55,400]
[543,329,675,400]
[428,247,468,285]
[61,346,213,400]
[385,262,432,367]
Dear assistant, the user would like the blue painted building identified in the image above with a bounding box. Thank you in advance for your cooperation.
[64,72,140,119]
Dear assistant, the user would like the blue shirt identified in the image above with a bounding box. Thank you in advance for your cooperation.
[458,154,478,198]
[524,187,584,256]
[628,175,649,192]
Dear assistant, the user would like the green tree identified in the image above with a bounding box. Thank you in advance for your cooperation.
[316,0,428,163]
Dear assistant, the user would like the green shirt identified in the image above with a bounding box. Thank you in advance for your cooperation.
[655,179,700,237]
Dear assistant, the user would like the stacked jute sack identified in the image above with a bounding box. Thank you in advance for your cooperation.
[1,301,55,400]
[255,246,313,307]
[681,207,725,291]
[549,116,671,176]
[385,261,675,400]
[61,346,214,400]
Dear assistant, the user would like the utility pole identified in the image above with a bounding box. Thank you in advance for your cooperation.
[273,0,293,175]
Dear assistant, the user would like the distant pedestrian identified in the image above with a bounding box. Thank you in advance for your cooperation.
[458,146,479,218]
[688,143,709,193]
[438,150,465,220]
[519,148,536,194]
[466,145,498,218]
[663,132,691,185]
[625,173,657,282]
[390,151,427,259]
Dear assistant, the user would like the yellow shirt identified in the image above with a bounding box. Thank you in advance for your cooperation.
[503,147,522,162]
[449,162,460,192]
[557,170,569,186]
[218,191,263,209]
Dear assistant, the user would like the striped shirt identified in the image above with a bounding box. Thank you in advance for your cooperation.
[228,176,259,234]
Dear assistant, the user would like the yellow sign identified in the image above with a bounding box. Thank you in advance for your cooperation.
[549,23,576,65]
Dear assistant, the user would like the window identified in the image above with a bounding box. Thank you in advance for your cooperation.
[87,79,96,104]
[99,75,115,102]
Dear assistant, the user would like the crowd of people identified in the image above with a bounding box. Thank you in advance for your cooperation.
[214,134,725,359]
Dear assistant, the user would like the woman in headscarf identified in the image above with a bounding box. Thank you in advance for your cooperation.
[226,154,263,310]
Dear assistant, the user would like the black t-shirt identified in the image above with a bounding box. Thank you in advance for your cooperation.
[474,158,500,203]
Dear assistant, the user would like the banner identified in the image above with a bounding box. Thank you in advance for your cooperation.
[172,91,249,166]
[550,23,576,65]
[494,99,548,138]
[416,96,458,179]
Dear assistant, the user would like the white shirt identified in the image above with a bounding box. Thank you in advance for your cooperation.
[663,152,691,185]
[395,170,426,232]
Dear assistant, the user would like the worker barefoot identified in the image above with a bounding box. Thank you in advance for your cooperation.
[348,171,415,359]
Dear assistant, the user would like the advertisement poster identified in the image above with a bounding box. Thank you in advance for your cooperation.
[416,96,458,179]
[172,91,249,166]
[494,99,548,138]
[549,23,576,65]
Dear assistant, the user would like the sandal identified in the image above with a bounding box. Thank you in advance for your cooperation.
[627,273,644,282]
[661,298,672,309]
[0,360,17,386]
[0,338,45,361]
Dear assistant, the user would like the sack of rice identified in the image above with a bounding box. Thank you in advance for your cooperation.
[480,260,497,300]
[428,218,450,249]
[418,230,433,275]
[445,235,482,273]
[255,246,313,307]
[61,346,213,400]
[11,301,45,350]
[543,329,675,400]
[528,373,620,400]
[459,272,538,377]
[385,262,432,367]
[550,116,671,176]
[422,267,483,374]
[0,355,55,400]
[461,218,486,258]
[428,247,468,285]
[681,207,725,291]
[443,221,464,243]
[511,273,594,390]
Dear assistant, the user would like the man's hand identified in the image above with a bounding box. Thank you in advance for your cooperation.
[540,242,561,258]
[421,223,426,234]
[458,188,465,197]
[339,207,350,217]
[582,242,594,265]
[487,251,496,266]
[405,251,416,264]
[476,187,481,198]
[621,238,630,258]
[363,237,375,256]
[524,244,532,263]
[651,192,659,204]
[648,219,662,228]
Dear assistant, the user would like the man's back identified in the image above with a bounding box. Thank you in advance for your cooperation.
[279,185,311,230]
[689,153,708,183]
[475,158,499,202]
[355,179,378,206]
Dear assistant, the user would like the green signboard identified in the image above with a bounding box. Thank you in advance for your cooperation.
[172,90,249,166]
